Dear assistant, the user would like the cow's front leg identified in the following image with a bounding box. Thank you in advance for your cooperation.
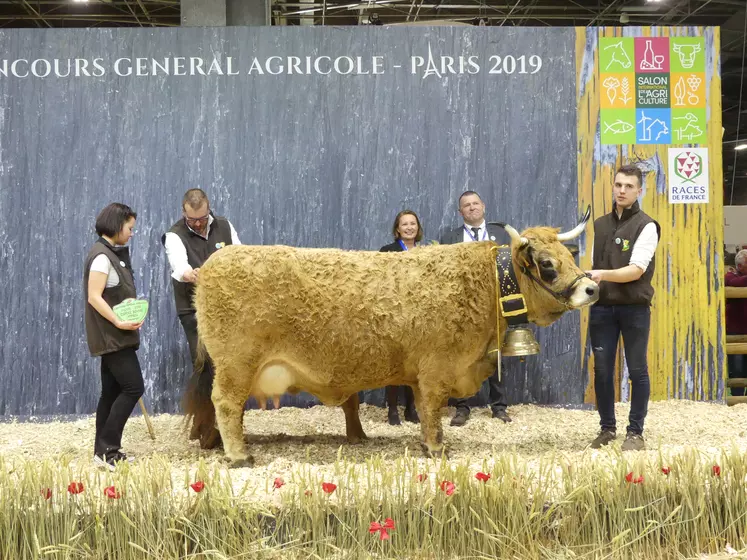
[212,367,254,468]
[417,384,448,458]
[341,393,367,443]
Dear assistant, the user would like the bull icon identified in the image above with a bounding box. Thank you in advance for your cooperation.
[672,43,702,70]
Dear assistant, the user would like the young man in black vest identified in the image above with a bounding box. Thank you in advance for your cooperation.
[586,165,660,451]
[440,191,512,427]
[162,188,241,449]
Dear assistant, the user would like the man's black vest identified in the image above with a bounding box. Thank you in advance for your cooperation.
[83,238,140,356]
[592,201,660,306]
[162,215,233,315]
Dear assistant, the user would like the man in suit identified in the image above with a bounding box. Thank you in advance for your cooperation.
[440,190,512,427]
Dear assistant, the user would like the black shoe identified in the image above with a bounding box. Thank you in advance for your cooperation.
[387,409,402,426]
[450,409,470,427]
[589,429,617,449]
[621,431,645,451]
[492,409,512,423]
[404,406,420,424]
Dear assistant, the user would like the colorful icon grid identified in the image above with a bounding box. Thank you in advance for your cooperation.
[599,36,706,145]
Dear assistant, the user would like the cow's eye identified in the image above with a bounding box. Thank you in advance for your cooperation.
[540,260,553,269]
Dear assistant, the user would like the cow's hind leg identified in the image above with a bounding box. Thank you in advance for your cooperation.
[341,393,367,443]
[212,366,254,468]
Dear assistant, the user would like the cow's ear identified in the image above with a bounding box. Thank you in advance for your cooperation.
[518,241,535,268]
[564,243,579,256]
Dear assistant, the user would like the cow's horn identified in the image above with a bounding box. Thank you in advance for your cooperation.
[557,205,591,242]
[489,222,529,248]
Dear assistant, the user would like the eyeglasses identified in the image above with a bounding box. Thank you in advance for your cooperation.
[184,212,210,225]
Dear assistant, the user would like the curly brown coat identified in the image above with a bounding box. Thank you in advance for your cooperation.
[192,229,596,466]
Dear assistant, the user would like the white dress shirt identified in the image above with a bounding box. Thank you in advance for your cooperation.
[163,215,241,282]
[461,221,489,243]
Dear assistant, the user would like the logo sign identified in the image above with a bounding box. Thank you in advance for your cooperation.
[674,151,703,182]
[668,147,709,204]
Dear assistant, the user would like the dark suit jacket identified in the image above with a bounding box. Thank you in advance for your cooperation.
[440,223,511,246]
[379,241,405,252]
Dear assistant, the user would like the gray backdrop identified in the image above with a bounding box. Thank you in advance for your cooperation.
[0,26,581,416]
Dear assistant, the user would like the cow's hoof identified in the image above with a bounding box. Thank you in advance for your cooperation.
[188,424,200,441]
[229,456,255,469]
[387,411,402,426]
[199,429,223,450]
[404,408,420,424]
[346,432,368,444]
[421,444,448,459]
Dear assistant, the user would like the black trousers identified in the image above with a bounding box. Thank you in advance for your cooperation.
[590,304,651,436]
[453,364,508,414]
[179,312,217,440]
[179,312,203,364]
[94,347,144,458]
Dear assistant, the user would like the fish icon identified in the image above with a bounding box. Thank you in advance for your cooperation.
[603,120,635,134]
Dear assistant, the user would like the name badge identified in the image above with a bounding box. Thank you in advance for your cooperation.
[215,242,226,249]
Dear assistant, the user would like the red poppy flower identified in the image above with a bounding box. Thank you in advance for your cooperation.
[416,474,427,483]
[712,465,721,477]
[661,467,671,475]
[369,518,395,540]
[633,476,644,484]
[273,477,285,490]
[67,482,84,495]
[190,481,205,493]
[439,480,455,496]
[625,472,633,483]
[104,486,120,499]
[322,482,337,494]
[41,488,52,500]
[475,472,491,482]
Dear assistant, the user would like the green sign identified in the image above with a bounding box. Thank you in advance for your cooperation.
[113,298,149,323]
[599,37,634,73]
[669,37,705,73]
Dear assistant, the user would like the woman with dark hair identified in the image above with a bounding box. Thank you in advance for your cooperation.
[379,209,422,425]
[379,209,424,253]
[83,202,145,470]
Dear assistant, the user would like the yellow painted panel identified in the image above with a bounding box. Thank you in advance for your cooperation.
[576,26,724,403]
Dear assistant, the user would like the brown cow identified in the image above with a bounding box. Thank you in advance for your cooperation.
[192,211,598,466]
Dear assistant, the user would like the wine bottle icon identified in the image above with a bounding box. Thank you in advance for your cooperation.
[639,40,664,71]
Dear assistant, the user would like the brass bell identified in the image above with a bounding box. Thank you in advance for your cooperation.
[501,326,540,357]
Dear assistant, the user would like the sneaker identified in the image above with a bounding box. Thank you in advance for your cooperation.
[450,409,470,427]
[113,451,135,464]
[589,429,617,449]
[621,432,645,451]
[93,455,116,472]
[492,409,513,423]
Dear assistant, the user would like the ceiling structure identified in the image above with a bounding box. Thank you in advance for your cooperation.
[0,0,745,202]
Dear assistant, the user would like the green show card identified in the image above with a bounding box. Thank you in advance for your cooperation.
[112,298,149,323]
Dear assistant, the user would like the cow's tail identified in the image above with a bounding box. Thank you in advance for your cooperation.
[182,334,221,449]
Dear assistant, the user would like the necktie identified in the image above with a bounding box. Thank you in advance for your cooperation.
[471,227,480,242]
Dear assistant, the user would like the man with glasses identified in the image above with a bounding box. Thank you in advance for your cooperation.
[585,164,660,452]
[162,188,241,449]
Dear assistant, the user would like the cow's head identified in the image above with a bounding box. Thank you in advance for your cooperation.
[499,207,599,326]
[672,43,701,69]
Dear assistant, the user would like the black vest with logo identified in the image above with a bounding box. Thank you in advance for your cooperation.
[592,201,660,306]
[83,238,140,357]
[162,215,233,315]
